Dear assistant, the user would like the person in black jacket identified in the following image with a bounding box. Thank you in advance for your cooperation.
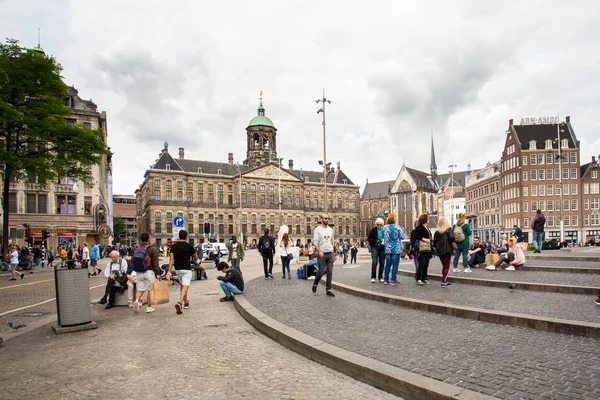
[367,218,385,282]
[257,228,275,279]
[217,261,244,302]
[414,214,432,285]
[433,217,455,287]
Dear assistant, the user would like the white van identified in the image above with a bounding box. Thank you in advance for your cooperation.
[203,242,228,256]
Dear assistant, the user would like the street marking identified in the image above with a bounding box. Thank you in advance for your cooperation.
[0,283,106,317]
[0,279,54,290]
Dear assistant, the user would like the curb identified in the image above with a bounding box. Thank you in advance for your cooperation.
[234,294,495,400]
[331,282,600,338]
[394,268,600,295]
[526,254,600,262]
[519,265,600,274]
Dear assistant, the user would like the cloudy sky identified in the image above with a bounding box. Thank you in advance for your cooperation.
[2,0,599,194]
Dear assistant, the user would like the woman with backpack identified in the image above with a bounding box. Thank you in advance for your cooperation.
[433,217,455,287]
[452,213,472,273]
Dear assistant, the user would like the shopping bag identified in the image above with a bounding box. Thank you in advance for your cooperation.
[486,253,499,265]
[148,280,170,305]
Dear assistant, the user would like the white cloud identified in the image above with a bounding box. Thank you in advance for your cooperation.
[1,0,599,194]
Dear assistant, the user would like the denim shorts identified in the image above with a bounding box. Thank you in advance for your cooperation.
[176,269,192,286]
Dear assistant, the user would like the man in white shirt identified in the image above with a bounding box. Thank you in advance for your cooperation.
[82,242,90,271]
[98,250,128,309]
[9,246,24,281]
[311,214,335,297]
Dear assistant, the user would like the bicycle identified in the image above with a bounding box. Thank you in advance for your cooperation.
[1,260,10,272]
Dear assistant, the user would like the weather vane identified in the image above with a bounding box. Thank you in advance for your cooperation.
[260,90,263,107]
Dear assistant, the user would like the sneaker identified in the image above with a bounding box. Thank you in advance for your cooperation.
[379,279,384,282]
[128,301,133,308]
[146,306,156,313]
[441,283,450,288]
[464,268,472,273]
[183,302,190,309]
[97,269,102,274]
[370,278,375,283]
[265,276,269,280]
[505,266,515,271]
[175,302,182,314]
[219,296,233,302]
[282,276,286,279]
[267,273,274,279]
[416,280,424,285]
[485,265,496,271]
[91,272,97,276]
[312,284,317,294]
[452,268,459,273]
[133,300,140,313]
[423,280,430,285]
[326,291,335,297]
[105,303,114,309]
[98,297,107,305]
[383,281,389,285]
[390,281,398,286]
[595,297,600,305]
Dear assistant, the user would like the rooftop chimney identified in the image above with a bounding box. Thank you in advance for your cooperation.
[509,119,513,126]
[178,147,184,160]
[336,161,340,170]
[593,156,596,163]
[566,116,570,123]
[288,159,294,170]
[228,153,233,165]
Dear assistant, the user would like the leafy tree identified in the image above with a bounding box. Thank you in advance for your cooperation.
[112,216,126,242]
[0,39,107,259]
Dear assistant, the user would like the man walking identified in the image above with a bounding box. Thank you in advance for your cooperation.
[258,228,275,279]
[90,242,101,277]
[341,240,349,265]
[166,230,197,314]
[227,236,245,271]
[131,233,162,313]
[531,209,546,253]
[311,214,335,297]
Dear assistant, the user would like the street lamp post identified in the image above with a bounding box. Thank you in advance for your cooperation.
[316,89,331,215]
[449,161,457,225]
[235,162,244,245]
[278,157,283,228]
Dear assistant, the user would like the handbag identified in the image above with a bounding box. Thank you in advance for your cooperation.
[147,280,170,305]
[419,239,431,253]
[287,252,294,261]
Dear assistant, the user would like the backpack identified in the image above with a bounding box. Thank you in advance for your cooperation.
[453,223,466,243]
[132,246,151,272]
[262,237,271,250]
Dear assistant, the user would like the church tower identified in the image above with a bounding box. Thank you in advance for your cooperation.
[245,91,277,168]
[430,132,437,181]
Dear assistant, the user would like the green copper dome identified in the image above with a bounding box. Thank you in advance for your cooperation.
[247,105,275,128]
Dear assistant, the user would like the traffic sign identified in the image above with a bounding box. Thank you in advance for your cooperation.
[173,216,184,227]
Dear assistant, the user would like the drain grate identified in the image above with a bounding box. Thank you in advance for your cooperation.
[16,311,52,317]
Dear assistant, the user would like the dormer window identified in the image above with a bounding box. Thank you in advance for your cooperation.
[305,177,309,182]
[342,179,348,184]
[165,164,171,170]
[545,140,552,149]
[197,167,202,173]
[320,178,324,183]
[65,97,72,108]
[529,141,537,150]
[217,169,222,175]
[561,139,568,149]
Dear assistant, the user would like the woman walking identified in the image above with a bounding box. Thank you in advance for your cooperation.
[433,217,455,287]
[279,233,292,279]
[382,213,405,285]
[367,218,385,283]
[414,214,432,285]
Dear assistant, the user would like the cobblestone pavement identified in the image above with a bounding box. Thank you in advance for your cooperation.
[0,253,400,400]
[334,263,600,323]
[244,271,600,400]
[398,258,600,286]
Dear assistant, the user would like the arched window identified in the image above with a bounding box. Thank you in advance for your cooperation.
[253,133,260,149]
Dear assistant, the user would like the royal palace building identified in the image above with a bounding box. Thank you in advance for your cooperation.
[135,100,360,247]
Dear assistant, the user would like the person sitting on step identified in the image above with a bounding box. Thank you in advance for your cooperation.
[467,237,486,269]
[486,237,525,271]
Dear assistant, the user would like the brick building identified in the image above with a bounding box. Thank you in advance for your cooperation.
[465,161,502,244]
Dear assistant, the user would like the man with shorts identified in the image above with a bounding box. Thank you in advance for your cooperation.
[9,245,24,281]
[131,233,162,313]
[166,230,197,314]
[90,242,102,277]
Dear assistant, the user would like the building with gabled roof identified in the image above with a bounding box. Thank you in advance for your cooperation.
[135,98,360,247]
